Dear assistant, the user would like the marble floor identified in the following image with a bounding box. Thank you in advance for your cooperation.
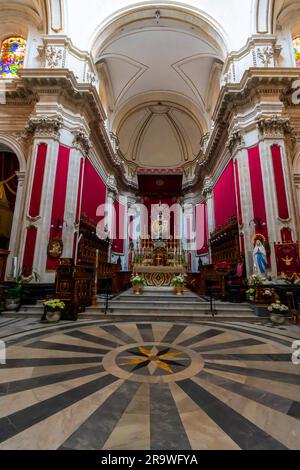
[0,316,299,450]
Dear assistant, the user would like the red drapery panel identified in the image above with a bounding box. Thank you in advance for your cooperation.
[195,203,208,255]
[112,199,125,254]
[0,151,19,211]
[23,226,37,276]
[248,145,268,236]
[281,228,293,243]
[214,161,237,227]
[46,146,70,271]
[234,160,243,225]
[81,160,106,224]
[29,143,47,218]
[271,144,289,220]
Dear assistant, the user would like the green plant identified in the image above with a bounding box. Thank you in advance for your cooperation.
[171,274,185,288]
[43,299,66,312]
[246,288,256,297]
[248,274,264,287]
[5,268,40,299]
[131,274,146,287]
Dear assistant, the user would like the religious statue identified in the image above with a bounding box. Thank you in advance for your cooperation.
[253,238,268,275]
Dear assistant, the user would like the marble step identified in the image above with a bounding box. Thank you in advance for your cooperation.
[80,312,260,322]
[91,301,254,311]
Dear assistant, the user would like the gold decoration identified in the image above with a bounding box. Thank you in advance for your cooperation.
[47,238,63,259]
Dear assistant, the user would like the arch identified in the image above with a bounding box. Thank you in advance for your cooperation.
[0,1,47,32]
[0,135,26,172]
[89,2,230,58]
[112,92,208,135]
[0,138,27,279]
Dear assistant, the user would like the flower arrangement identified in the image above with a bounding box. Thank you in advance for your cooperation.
[248,274,264,287]
[171,274,185,288]
[131,274,146,287]
[246,288,256,298]
[268,301,289,314]
[43,299,66,312]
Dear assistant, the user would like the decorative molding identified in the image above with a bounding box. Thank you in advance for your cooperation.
[221,35,281,85]
[256,46,274,67]
[107,174,118,194]
[227,129,244,155]
[45,46,64,68]
[37,35,98,87]
[72,127,91,157]
[25,114,63,140]
[202,176,214,197]
[256,114,293,138]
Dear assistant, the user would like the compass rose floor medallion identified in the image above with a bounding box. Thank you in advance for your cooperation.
[0,318,299,450]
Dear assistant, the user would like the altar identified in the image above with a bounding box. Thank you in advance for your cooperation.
[137,265,186,286]
[132,238,186,286]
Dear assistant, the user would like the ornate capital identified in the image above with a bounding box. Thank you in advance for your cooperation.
[107,174,117,195]
[25,114,63,140]
[227,129,244,155]
[72,127,91,157]
[202,176,214,197]
[256,115,293,139]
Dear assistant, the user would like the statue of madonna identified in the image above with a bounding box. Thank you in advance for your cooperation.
[253,239,268,276]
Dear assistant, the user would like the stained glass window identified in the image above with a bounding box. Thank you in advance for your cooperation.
[0,37,26,78]
[293,37,300,68]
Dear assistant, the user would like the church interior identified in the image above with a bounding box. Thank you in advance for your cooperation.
[0,0,299,453]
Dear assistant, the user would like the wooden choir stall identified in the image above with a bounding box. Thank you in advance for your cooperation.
[54,219,131,320]
[187,217,246,301]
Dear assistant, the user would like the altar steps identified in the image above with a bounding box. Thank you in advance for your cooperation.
[14,288,261,322]
[85,288,258,321]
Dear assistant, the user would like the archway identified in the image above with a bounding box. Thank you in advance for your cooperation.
[0,144,19,252]
[0,138,26,282]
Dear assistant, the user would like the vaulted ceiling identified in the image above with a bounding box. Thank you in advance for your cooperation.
[95,9,224,170]
[0,0,47,35]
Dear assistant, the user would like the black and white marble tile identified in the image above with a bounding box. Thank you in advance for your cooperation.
[0,317,299,450]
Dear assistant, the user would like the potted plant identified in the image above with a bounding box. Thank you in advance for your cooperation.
[246,288,256,302]
[131,274,146,295]
[171,274,185,296]
[268,301,289,325]
[4,269,39,312]
[43,299,66,323]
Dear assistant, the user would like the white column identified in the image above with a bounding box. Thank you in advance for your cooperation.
[62,148,83,258]
[233,147,255,275]
[32,139,60,283]
[106,190,115,263]
[202,177,215,264]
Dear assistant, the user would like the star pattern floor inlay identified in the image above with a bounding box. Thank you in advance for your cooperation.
[0,317,299,450]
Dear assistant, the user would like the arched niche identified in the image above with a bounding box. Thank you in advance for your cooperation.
[0,138,26,279]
